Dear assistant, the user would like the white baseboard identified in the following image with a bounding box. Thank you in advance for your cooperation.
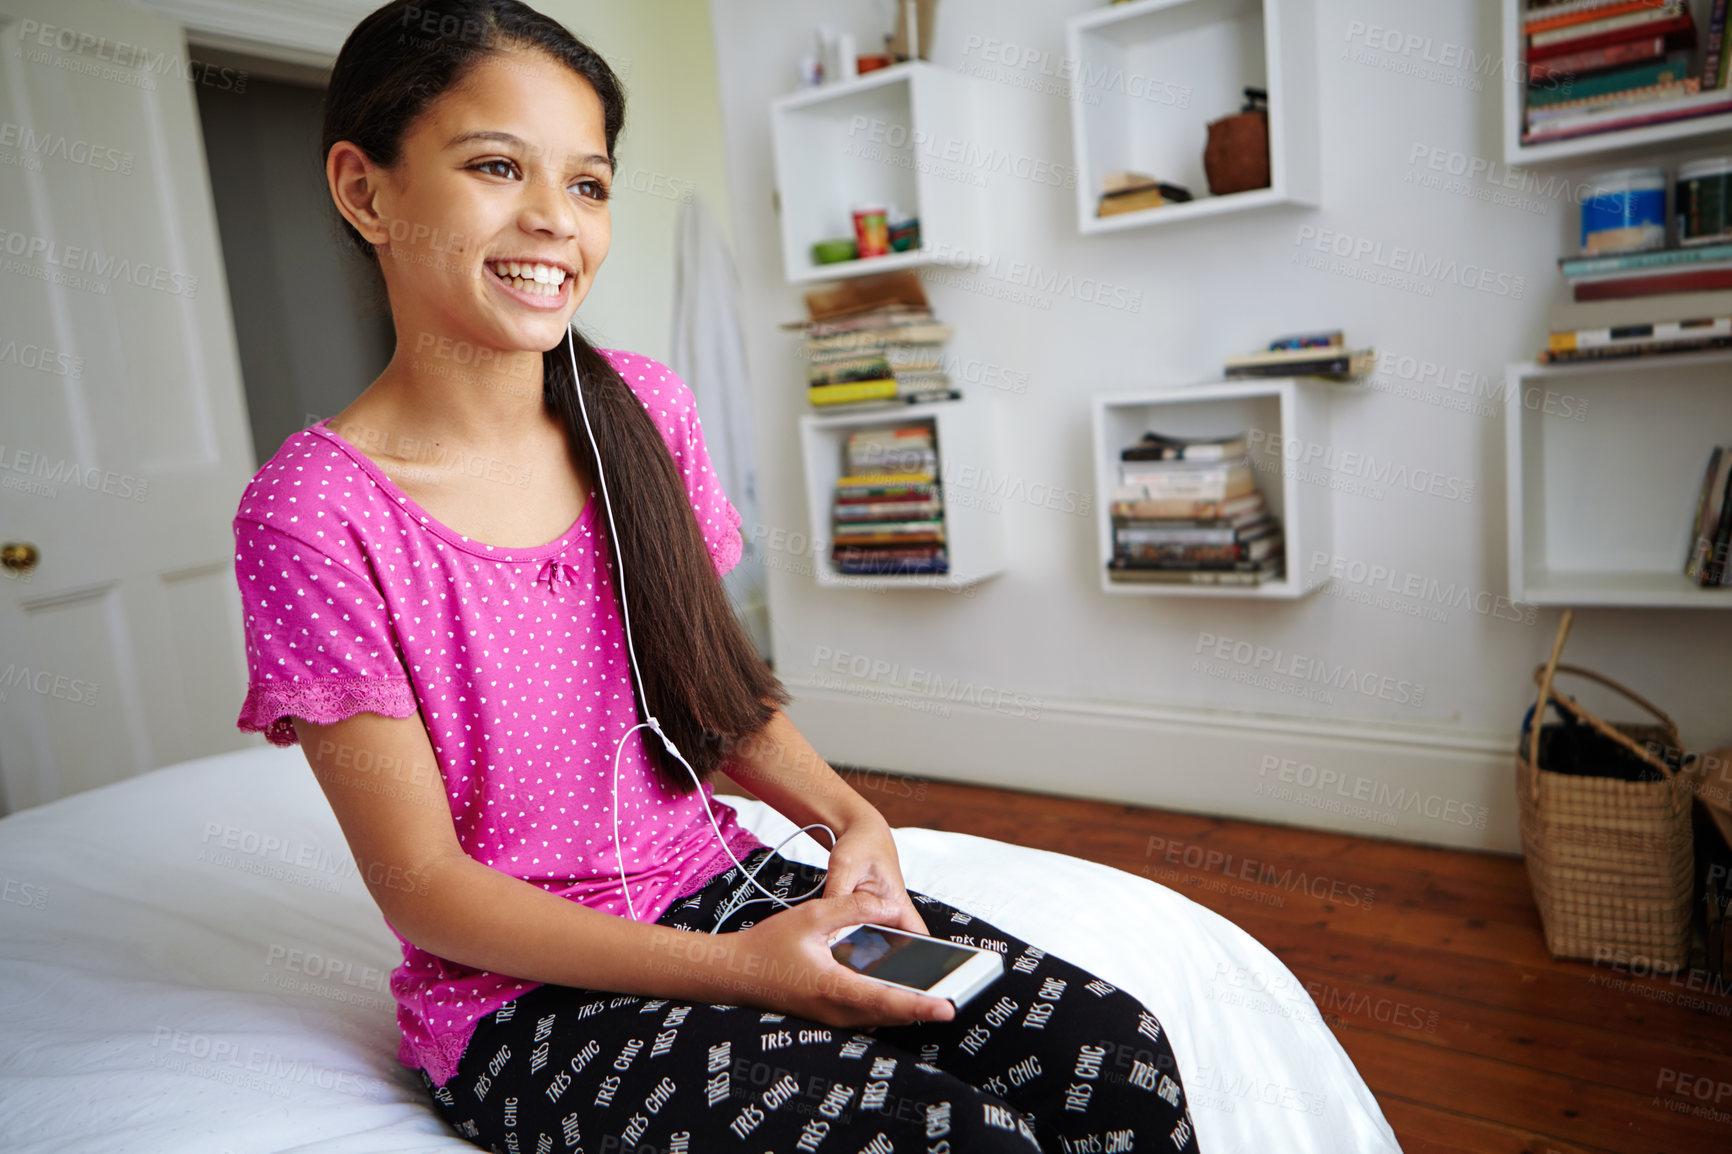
[780,675,1521,854]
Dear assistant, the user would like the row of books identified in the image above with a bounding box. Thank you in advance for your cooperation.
[829,425,949,576]
[1686,444,1732,586]
[1223,330,1375,381]
[1106,431,1285,587]
[1543,242,1732,361]
[1520,0,1732,145]
[788,271,959,411]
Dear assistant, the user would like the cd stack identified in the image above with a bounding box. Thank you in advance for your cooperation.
[830,425,948,576]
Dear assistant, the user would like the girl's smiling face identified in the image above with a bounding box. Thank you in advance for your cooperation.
[352,45,613,357]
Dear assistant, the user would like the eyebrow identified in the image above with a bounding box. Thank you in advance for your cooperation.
[445,130,613,173]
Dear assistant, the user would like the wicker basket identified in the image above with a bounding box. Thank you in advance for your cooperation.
[1517,609,1695,971]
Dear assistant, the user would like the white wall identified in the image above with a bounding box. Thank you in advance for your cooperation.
[547,0,734,362]
[701,0,1732,853]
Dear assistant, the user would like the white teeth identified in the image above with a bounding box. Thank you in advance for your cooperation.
[489,261,567,296]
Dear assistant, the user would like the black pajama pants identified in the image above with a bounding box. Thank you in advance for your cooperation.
[419,847,1200,1154]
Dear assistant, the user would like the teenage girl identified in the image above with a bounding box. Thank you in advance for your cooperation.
[232,2,1200,1150]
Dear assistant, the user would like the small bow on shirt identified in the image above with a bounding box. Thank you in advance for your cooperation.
[536,557,580,595]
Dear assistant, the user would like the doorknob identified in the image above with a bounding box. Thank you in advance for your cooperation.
[1,542,40,574]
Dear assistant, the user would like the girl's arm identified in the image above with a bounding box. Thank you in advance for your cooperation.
[717,708,932,938]
[293,710,950,1026]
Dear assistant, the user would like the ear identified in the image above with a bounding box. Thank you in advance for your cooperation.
[326,140,392,248]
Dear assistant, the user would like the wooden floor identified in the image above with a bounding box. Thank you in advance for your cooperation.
[716,768,1732,1154]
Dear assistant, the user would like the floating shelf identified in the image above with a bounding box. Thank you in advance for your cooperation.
[770,62,987,284]
[1504,349,1732,608]
[1092,378,1334,598]
[798,396,1006,590]
[1500,0,1732,166]
[1067,0,1319,235]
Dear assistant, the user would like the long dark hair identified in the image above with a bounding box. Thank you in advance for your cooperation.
[322,0,787,793]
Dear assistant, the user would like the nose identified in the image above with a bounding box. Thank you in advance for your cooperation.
[516,166,582,242]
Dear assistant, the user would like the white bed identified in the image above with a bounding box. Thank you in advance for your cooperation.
[0,744,1402,1153]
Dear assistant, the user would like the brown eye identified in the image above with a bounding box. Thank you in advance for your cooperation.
[573,177,608,202]
[474,158,517,179]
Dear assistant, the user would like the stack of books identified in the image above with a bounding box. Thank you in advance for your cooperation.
[830,425,948,577]
[1686,445,1732,587]
[789,271,958,410]
[1544,243,1732,361]
[1106,431,1285,586]
[1521,0,1731,145]
[1095,169,1194,218]
[1224,331,1375,380]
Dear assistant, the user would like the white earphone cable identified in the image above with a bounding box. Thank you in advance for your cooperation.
[566,327,834,925]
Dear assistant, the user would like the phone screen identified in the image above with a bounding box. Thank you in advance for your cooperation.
[830,926,974,990]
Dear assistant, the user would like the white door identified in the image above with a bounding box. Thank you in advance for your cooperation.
[0,0,257,812]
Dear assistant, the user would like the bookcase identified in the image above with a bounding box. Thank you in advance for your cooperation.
[1065,0,1320,234]
[1501,0,1732,165]
[1091,378,1334,598]
[769,62,988,284]
[1505,349,1732,608]
[797,396,1007,590]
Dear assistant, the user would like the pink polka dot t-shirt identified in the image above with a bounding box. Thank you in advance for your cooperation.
[231,349,765,1088]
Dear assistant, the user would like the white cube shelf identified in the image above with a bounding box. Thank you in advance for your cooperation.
[770,63,987,284]
[1067,0,1319,235]
[1092,378,1333,598]
[798,397,1006,591]
[1501,0,1732,165]
[1505,349,1732,608]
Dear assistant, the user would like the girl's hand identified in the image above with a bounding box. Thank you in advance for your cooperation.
[729,890,955,1028]
[820,814,930,938]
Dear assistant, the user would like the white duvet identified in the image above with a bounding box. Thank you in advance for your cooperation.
[0,744,1401,1152]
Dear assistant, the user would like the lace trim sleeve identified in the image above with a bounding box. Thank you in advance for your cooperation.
[237,675,419,747]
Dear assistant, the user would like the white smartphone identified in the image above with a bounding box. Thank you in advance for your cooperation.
[826,923,1004,1008]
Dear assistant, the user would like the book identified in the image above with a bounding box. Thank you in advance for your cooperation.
[837,471,936,488]
[1268,330,1343,349]
[1528,4,1688,56]
[1548,289,1732,329]
[1685,446,1727,581]
[1116,474,1257,502]
[1525,55,1692,108]
[1108,493,1267,521]
[1712,452,1732,585]
[807,356,895,387]
[1106,557,1282,585]
[845,427,936,473]
[1561,241,1732,277]
[1706,0,1729,91]
[808,390,963,413]
[1120,457,1251,480]
[1541,332,1732,361]
[1099,187,1171,216]
[1097,181,1194,217]
[1573,266,1732,299]
[1527,33,1671,82]
[810,378,899,406]
[1689,447,1732,584]
[1523,84,1732,142]
[1548,315,1731,353]
[1526,77,1693,123]
[1525,0,1667,34]
[1114,540,1283,566]
[1224,349,1376,380]
[1121,431,1250,462]
[805,323,955,351]
[1113,518,1277,547]
[835,500,942,521]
